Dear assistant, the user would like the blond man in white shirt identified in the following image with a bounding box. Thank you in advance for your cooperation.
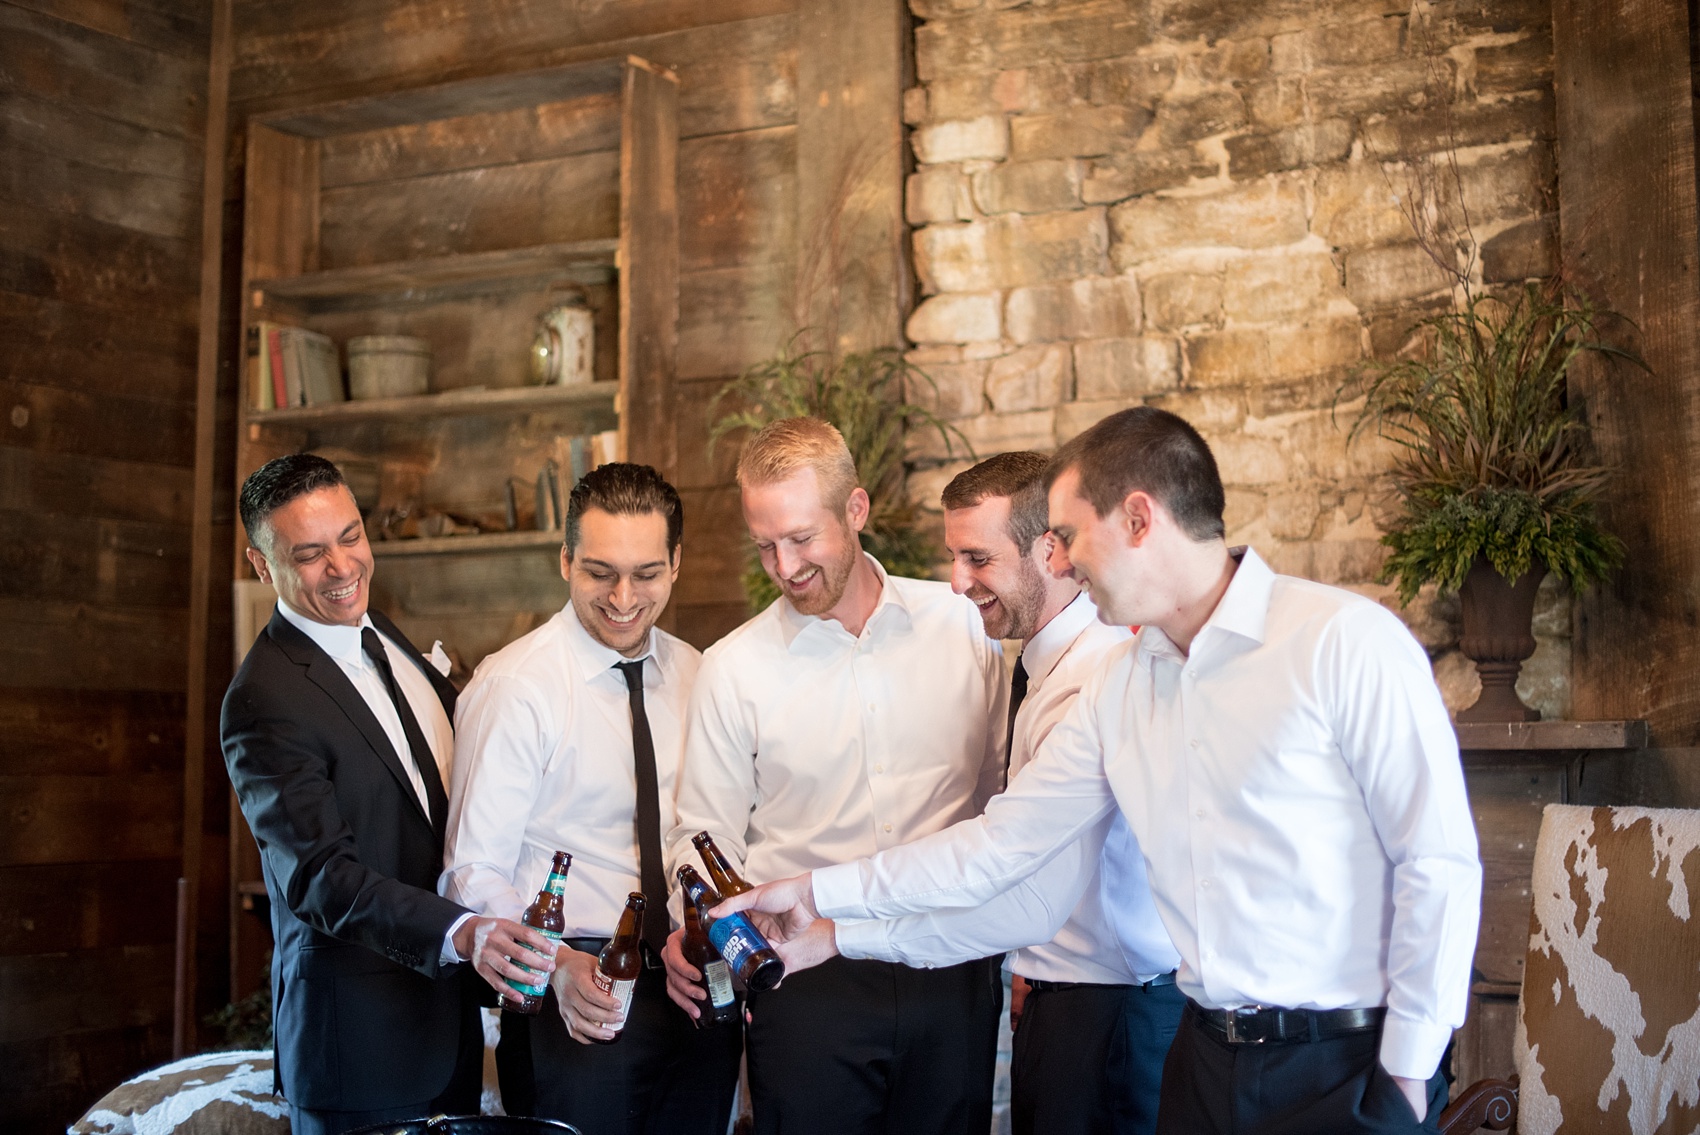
[660,417,1007,1135]
[718,407,1482,1135]
[443,463,741,1135]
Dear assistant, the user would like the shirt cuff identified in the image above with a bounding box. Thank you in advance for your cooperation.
[1378,1014,1454,1080]
[812,863,871,920]
[441,912,477,966]
[831,918,892,962]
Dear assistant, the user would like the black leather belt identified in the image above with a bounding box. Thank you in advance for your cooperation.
[1192,1002,1384,1044]
[1025,970,1177,994]
[562,936,665,971]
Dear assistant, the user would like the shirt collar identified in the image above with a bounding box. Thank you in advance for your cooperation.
[275,598,373,667]
[777,552,912,650]
[559,601,657,685]
[1138,545,1272,664]
[1019,591,1101,689]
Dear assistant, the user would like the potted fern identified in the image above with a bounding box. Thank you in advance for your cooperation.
[1349,282,1640,722]
[711,335,970,611]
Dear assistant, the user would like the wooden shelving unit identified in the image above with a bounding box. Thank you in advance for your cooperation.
[227,54,679,1003]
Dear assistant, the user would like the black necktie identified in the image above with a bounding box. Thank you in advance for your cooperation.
[361,626,448,830]
[1005,655,1029,774]
[616,659,669,956]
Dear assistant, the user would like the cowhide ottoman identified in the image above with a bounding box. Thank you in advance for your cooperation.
[1515,804,1700,1134]
[69,1049,288,1135]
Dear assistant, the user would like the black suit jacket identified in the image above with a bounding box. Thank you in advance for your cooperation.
[221,606,477,1112]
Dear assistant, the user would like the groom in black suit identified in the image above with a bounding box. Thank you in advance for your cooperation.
[222,454,560,1135]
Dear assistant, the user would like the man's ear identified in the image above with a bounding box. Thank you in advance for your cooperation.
[1121,491,1156,547]
[669,544,682,581]
[245,545,273,585]
[559,544,572,584]
[844,486,871,533]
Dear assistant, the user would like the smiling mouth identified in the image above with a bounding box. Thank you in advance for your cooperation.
[783,568,820,589]
[602,607,642,627]
[324,581,359,602]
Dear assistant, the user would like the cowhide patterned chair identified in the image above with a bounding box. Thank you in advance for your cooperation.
[1438,803,1700,1134]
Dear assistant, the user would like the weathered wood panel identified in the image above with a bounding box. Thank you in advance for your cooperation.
[0,3,207,139]
[0,446,193,527]
[0,687,186,778]
[230,0,795,111]
[620,58,679,475]
[0,511,191,609]
[680,126,796,274]
[0,203,198,320]
[0,291,200,404]
[1555,0,1700,745]
[0,1024,173,1134]
[674,484,753,610]
[0,860,180,956]
[0,774,183,867]
[0,943,176,1043]
[0,599,189,691]
[0,376,196,467]
[0,145,198,240]
[1,89,202,182]
[678,262,794,381]
[7,0,210,55]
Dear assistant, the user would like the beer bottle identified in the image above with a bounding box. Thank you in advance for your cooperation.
[676,865,739,1026]
[678,861,785,993]
[591,892,645,1043]
[506,850,572,1015]
[693,831,752,897]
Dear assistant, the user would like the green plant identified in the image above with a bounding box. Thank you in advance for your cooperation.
[1345,282,1640,604]
[711,334,972,610]
[206,950,273,1050]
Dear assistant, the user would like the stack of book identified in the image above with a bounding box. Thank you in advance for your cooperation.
[248,322,345,410]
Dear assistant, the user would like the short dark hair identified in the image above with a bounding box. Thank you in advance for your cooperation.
[1045,407,1225,541]
[940,451,1051,551]
[240,453,348,551]
[565,462,684,556]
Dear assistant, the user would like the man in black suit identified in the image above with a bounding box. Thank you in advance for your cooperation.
[222,454,560,1135]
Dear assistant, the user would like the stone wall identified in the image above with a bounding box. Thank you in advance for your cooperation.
[899,0,1567,715]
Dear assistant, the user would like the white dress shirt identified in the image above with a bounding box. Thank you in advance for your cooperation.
[442,603,700,937]
[836,593,1180,985]
[813,548,1481,1080]
[666,554,1007,890]
[274,599,466,962]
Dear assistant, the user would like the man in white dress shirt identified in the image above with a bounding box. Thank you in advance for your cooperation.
[223,454,558,1135]
[442,463,741,1135]
[659,417,1008,1135]
[837,451,1184,1135]
[717,408,1483,1135]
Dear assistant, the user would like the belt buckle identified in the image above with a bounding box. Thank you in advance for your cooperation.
[1224,1005,1268,1044]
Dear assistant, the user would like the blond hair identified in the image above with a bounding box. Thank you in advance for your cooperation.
[736,417,859,513]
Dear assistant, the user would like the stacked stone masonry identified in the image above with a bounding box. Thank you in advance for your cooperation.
[901,0,1567,716]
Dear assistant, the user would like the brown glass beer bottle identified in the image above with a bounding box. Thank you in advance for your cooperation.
[678,860,785,993]
[676,865,740,1026]
[692,831,752,897]
[506,850,572,1015]
[591,891,645,1043]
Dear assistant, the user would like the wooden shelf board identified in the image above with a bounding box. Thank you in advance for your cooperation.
[371,529,564,557]
[1455,719,1650,753]
[252,239,620,304]
[245,381,616,426]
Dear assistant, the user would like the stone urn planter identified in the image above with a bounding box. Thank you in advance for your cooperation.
[1455,557,1547,723]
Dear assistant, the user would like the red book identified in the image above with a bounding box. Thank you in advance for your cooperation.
[268,327,288,407]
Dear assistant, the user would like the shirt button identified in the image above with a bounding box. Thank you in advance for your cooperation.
[1195,809,1205,819]
[874,764,884,774]
[883,823,893,833]
[1200,878,1212,889]
[1189,739,1199,749]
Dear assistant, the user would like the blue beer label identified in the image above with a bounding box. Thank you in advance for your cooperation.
[706,911,768,972]
[506,927,562,997]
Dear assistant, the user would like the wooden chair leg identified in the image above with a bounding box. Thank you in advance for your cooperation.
[1435,1077,1518,1133]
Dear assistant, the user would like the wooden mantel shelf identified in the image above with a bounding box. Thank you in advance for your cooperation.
[1454,719,1649,753]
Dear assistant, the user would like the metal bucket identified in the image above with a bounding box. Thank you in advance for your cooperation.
[348,335,431,399]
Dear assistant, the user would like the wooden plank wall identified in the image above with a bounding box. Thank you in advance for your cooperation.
[0,1,215,1131]
[1554,0,1700,747]
[227,0,805,652]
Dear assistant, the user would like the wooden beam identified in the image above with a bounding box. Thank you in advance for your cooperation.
[618,56,680,476]
[1553,0,1700,743]
[794,0,909,354]
[179,0,232,1061]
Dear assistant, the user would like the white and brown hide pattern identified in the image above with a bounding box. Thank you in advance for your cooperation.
[1516,804,1700,1134]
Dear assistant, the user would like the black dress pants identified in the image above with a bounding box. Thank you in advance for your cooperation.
[501,967,742,1135]
[745,954,1003,1135]
[1011,978,1185,1135]
[1156,1002,1449,1135]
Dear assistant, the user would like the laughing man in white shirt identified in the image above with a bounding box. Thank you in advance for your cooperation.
[659,417,1008,1135]
[442,463,741,1135]
[716,407,1482,1135]
[835,451,1184,1135]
